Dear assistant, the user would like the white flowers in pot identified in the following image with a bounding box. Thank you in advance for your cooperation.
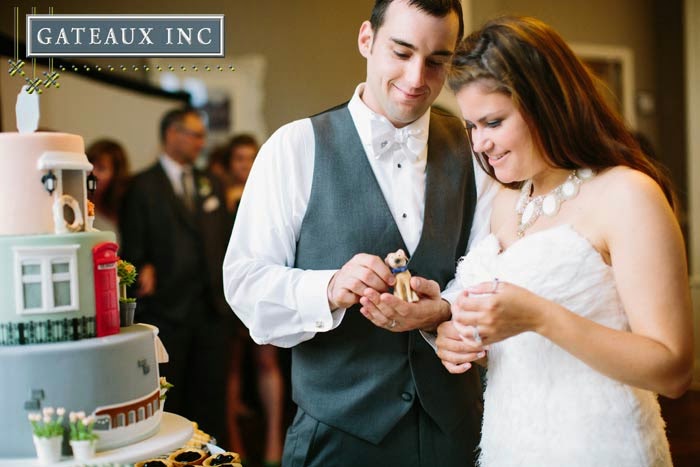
[69,411,99,461]
[28,407,65,464]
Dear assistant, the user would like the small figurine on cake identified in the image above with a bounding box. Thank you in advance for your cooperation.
[384,249,419,303]
[86,199,96,231]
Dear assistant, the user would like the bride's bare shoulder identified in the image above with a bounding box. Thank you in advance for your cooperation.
[592,166,670,208]
[589,166,677,243]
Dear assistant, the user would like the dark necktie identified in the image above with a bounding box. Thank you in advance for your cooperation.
[181,166,196,211]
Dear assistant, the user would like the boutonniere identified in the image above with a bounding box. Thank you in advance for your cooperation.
[202,196,220,213]
[197,177,212,197]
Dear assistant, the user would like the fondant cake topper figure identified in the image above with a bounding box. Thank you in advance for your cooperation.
[16,85,39,134]
[384,249,418,303]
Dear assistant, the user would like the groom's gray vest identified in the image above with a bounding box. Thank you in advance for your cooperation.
[293,104,482,444]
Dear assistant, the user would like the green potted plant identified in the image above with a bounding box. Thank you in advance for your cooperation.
[159,376,174,411]
[28,407,65,464]
[117,259,138,326]
[68,411,99,461]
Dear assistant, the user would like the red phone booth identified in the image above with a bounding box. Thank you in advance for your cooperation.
[93,242,120,337]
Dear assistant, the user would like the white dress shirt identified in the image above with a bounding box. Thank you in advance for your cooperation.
[159,153,188,196]
[222,84,496,347]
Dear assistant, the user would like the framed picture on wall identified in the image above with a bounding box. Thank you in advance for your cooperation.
[570,43,636,129]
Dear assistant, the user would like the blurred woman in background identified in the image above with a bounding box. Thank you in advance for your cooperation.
[86,138,131,241]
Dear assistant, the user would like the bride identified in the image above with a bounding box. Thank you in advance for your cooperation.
[435,16,693,466]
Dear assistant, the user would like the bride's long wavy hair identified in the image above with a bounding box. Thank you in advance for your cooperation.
[448,16,676,210]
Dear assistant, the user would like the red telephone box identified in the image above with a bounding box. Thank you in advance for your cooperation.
[93,242,120,337]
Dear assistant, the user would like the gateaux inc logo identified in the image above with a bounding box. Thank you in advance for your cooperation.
[8,9,230,94]
[27,15,224,57]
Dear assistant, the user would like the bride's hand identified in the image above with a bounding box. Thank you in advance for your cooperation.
[451,281,546,345]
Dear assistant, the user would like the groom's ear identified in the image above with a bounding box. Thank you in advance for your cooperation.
[358,20,374,58]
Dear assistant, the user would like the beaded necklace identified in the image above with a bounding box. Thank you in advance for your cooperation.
[515,168,594,237]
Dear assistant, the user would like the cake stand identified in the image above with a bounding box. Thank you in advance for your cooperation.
[0,412,193,466]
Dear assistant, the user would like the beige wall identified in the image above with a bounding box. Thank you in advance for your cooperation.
[0,1,685,209]
[1,0,666,129]
[1,1,672,141]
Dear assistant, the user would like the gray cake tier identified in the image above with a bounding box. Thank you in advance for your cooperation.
[0,324,161,458]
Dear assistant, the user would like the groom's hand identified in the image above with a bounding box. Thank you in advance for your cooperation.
[359,276,451,332]
[327,253,394,310]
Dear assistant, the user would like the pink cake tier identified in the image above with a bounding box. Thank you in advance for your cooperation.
[0,132,86,236]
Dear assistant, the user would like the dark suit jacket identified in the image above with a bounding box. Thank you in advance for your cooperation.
[119,160,233,324]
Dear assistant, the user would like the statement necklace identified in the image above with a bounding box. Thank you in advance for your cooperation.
[515,168,594,237]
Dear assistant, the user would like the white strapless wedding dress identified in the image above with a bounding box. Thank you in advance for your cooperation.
[456,224,672,467]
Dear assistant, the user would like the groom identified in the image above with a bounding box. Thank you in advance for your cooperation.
[223,1,486,465]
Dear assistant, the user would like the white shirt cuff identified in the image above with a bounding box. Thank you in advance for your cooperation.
[420,329,438,352]
[441,288,460,306]
[295,269,346,333]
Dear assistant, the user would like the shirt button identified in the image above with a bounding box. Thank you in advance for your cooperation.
[397,163,402,168]
[315,321,325,329]
[401,392,413,402]
[402,213,407,218]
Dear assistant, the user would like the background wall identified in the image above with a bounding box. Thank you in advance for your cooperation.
[0,0,696,381]
[0,0,683,186]
[0,0,673,131]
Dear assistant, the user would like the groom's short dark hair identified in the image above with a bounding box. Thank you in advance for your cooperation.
[369,0,464,44]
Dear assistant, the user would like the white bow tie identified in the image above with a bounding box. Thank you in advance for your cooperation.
[370,119,428,161]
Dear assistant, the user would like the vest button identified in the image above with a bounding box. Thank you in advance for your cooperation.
[401,392,413,402]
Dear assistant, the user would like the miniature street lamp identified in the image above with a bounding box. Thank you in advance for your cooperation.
[41,170,57,195]
[87,172,97,193]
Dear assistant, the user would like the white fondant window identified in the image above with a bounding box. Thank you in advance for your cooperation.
[14,245,80,315]
[51,261,72,307]
[116,413,125,427]
[128,410,136,425]
[21,263,43,310]
[147,404,153,418]
[138,407,145,421]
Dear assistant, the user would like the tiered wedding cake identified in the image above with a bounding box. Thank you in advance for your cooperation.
[0,90,164,459]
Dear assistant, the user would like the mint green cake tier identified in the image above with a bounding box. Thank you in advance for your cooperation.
[0,230,115,345]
